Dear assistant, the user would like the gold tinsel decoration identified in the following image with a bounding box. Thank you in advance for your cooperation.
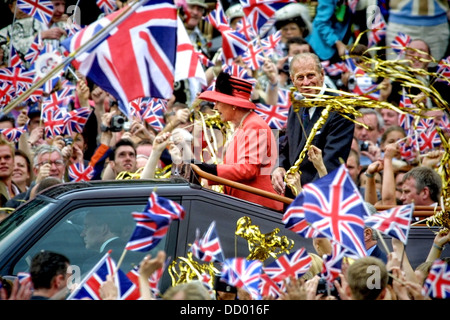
[347,34,450,231]
[425,126,450,232]
[285,87,417,194]
[115,167,144,180]
[167,251,220,288]
[190,109,232,194]
[235,216,294,262]
[115,165,173,180]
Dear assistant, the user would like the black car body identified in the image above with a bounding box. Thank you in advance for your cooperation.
[0,178,445,294]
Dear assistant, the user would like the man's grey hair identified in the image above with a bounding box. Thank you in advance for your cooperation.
[402,166,442,203]
[289,52,323,75]
[33,144,63,167]
[358,108,385,131]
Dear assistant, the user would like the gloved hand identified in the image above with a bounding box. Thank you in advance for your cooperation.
[191,160,217,175]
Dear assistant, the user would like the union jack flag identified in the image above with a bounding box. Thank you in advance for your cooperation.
[422,259,450,299]
[125,192,185,252]
[64,107,92,136]
[205,1,229,31]
[263,248,312,283]
[67,251,141,300]
[96,0,117,14]
[258,272,282,298]
[221,258,262,300]
[189,220,225,263]
[398,89,417,132]
[438,113,450,132]
[416,117,435,132]
[324,61,348,76]
[196,50,214,68]
[68,162,94,182]
[255,103,287,129]
[126,255,170,298]
[128,97,148,120]
[65,18,83,38]
[242,40,266,70]
[260,30,281,56]
[42,107,67,138]
[0,127,26,143]
[41,86,74,111]
[235,18,257,41]
[222,62,257,85]
[17,272,32,286]
[0,66,35,94]
[255,87,290,129]
[282,191,323,238]
[24,34,44,65]
[239,0,291,37]
[9,44,23,68]
[435,56,450,84]
[367,11,386,47]
[417,127,441,153]
[17,0,54,25]
[221,29,249,64]
[391,32,411,57]
[61,0,178,109]
[352,67,380,100]
[364,203,413,245]
[303,164,370,258]
[343,50,357,74]
[398,134,418,163]
[0,82,14,106]
[141,98,167,132]
[321,241,346,284]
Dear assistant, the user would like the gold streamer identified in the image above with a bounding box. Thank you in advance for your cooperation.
[425,126,450,231]
[115,167,144,180]
[235,216,294,262]
[285,85,418,191]
[168,251,220,288]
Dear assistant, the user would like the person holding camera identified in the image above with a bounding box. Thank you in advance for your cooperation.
[354,108,384,167]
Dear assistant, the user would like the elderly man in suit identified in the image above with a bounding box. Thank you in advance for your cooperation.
[271,52,355,200]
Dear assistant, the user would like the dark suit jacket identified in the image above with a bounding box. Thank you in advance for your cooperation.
[370,244,388,264]
[278,100,355,198]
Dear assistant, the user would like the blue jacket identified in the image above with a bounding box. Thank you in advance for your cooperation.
[306,0,352,61]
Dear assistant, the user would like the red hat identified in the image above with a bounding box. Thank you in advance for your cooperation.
[198,72,255,109]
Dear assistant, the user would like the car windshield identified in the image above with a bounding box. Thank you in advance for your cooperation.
[0,198,51,241]
[0,196,169,280]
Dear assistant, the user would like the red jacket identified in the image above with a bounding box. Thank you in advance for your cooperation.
[216,111,283,211]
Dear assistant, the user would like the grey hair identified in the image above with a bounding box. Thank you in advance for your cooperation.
[402,166,442,203]
[289,52,323,75]
[358,108,385,131]
[33,144,63,168]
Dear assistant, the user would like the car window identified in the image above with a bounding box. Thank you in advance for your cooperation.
[12,204,168,278]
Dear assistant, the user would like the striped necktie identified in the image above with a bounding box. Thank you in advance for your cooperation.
[302,108,310,128]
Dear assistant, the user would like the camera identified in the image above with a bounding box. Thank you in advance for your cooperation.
[360,140,370,152]
[110,115,125,132]
[316,277,340,298]
[281,61,290,74]
[63,137,73,146]
[110,115,130,132]
[347,75,356,91]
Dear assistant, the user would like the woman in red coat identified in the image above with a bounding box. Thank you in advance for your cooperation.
[195,72,283,211]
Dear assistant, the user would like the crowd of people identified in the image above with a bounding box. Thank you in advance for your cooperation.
[0,0,450,301]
